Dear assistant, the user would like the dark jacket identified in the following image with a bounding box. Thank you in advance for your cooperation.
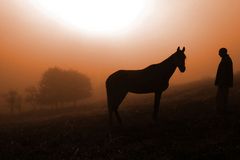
[215,54,233,87]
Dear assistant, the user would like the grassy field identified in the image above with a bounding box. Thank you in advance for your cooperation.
[0,75,240,160]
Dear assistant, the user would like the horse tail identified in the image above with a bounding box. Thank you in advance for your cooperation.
[106,77,113,125]
[106,70,126,125]
[105,71,120,112]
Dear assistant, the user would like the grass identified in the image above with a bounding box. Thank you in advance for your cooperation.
[0,75,240,160]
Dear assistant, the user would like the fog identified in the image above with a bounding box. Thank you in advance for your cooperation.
[1,0,240,107]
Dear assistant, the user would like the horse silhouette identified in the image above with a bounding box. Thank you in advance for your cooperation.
[106,47,186,125]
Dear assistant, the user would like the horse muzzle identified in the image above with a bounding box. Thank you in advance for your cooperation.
[179,66,186,72]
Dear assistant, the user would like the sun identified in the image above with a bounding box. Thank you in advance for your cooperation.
[30,0,151,36]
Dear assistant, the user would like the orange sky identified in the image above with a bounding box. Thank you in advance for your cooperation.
[0,0,240,98]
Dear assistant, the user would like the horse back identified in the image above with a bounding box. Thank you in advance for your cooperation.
[106,69,169,93]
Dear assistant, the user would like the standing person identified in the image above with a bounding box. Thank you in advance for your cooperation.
[215,48,233,113]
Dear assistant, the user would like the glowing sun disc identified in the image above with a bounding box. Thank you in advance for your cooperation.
[30,0,150,35]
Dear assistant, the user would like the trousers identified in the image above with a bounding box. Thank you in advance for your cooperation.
[216,86,229,113]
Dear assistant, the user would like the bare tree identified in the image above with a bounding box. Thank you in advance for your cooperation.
[25,86,39,110]
[4,90,22,113]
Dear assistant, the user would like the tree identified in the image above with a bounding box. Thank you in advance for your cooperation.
[38,67,91,107]
[25,86,39,110]
[4,90,22,113]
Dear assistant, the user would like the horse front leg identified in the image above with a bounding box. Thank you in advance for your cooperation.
[153,92,162,122]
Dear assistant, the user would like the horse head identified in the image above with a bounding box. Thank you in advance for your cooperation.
[174,46,186,72]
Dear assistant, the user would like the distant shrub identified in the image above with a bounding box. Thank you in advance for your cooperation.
[38,67,92,107]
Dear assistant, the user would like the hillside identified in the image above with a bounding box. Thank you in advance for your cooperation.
[0,73,240,160]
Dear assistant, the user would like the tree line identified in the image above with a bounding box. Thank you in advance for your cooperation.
[3,67,92,113]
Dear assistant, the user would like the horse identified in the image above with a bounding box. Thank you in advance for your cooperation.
[106,47,186,125]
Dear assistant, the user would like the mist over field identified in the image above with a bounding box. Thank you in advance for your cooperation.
[1,1,240,101]
[1,1,240,159]
[0,73,240,159]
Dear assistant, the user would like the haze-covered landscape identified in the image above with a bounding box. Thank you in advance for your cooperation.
[0,73,240,159]
[1,1,240,159]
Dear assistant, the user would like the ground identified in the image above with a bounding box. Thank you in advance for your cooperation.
[0,76,240,160]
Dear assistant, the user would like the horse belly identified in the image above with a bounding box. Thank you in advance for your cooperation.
[127,79,168,94]
[128,88,155,94]
[106,70,169,93]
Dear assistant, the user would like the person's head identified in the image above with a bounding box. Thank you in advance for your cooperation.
[219,48,228,57]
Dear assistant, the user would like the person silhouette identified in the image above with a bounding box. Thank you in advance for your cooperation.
[215,48,233,113]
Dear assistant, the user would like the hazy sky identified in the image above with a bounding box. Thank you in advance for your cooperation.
[0,0,240,97]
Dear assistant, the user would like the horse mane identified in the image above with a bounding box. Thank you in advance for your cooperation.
[144,52,176,70]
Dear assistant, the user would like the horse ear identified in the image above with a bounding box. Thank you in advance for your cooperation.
[177,46,180,51]
[182,47,185,52]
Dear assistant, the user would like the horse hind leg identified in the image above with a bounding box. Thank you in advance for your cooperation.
[114,109,122,125]
[107,89,127,125]
[107,88,114,126]
[113,91,127,125]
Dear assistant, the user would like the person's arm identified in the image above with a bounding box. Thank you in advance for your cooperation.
[229,59,233,87]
